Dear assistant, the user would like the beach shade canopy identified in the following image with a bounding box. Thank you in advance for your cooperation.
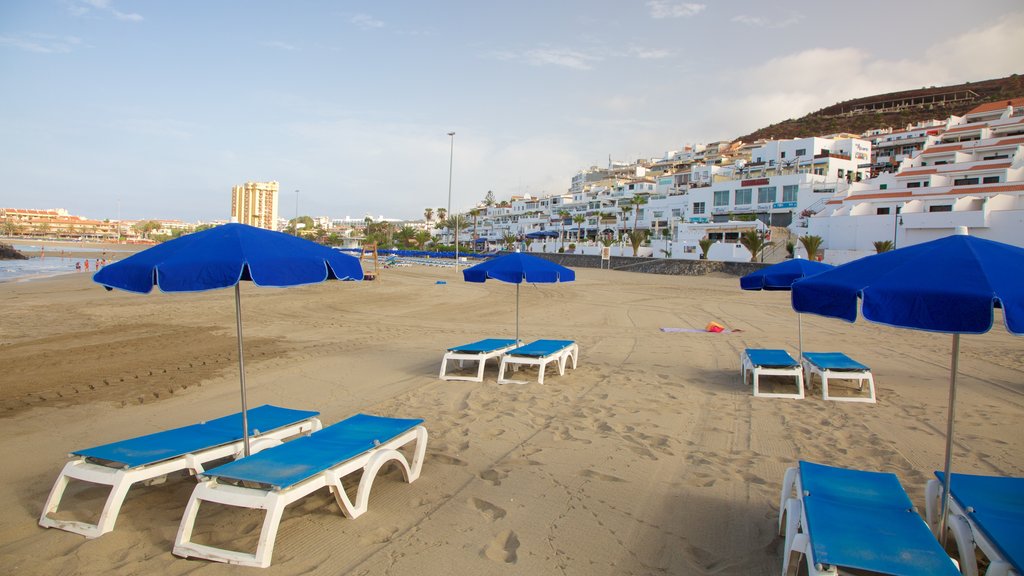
[463,252,575,342]
[790,230,1024,543]
[93,223,363,455]
[740,258,835,358]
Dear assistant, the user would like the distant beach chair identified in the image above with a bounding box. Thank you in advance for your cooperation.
[39,405,321,538]
[497,339,578,385]
[741,348,805,399]
[925,472,1023,576]
[801,352,876,403]
[439,338,520,382]
[174,413,427,568]
[778,461,960,576]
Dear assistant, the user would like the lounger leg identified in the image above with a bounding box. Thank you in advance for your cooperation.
[924,478,941,534]
[778,467,798,535]
[537,362,547,385]
[253,494,286,568]
[39,461,132,538]
[476,358,487,382]
[946,513,979,576]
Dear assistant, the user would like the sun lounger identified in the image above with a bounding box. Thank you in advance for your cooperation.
[741,348,804,399]
[439,338,519,382]
[173,413,427,568]
[925,472,1023,576]
[801,352,876,403]
[39,405,321,538]
[778,461,960,576]
[497,339,578,384]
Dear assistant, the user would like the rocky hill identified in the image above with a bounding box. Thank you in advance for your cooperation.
[734,74,1024,142]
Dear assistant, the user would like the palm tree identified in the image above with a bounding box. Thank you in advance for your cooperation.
[503,233,516,251]
[628,230,646,257]
[740,230,769,262]
[873,240,894,253]
[558,210,570,249]
[619,206,630,240]
[470,208,480,251]
[630,195,648,233]
[698,237,714,260]
[799,235,824,261]
[572,214,586,242]
[424,208,434,222]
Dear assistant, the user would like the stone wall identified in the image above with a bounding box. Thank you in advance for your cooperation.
[508,252,768,277]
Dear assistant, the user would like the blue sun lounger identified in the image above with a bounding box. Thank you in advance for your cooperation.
[497,339,578,384]
[741,348,805,399]
[778,461,960,576]
[174,413,428,568]
[925,472,1024,576]
[802,352,876,403]
[439,338,520,382]
[39,405,322,538]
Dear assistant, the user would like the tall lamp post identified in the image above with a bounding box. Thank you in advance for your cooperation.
[447,131,458,273]
[892,203,902,248]
[294,190,299,234]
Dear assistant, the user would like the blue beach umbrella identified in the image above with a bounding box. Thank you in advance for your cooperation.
[93,223,363,455]
[463,252,575,343]
[791,230,1024,542]
[740,258,835,359]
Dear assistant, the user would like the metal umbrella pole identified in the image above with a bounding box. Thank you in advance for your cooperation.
[937,333,961,546]
[234,284,251,457]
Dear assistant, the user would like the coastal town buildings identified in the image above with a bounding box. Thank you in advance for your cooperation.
[230,181,279,230]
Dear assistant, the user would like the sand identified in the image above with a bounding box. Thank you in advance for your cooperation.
[0,264,1021,575]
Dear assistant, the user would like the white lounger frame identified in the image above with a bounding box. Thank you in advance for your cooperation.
[173,424,428,568]
[39,417,322,539]
[742,352,804,399]
[439,341,519,382]
[924,479,1017,576]
[802,358,876,403]
[497,342,578,385]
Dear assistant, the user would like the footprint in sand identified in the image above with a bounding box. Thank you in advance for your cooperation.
[479,469,508,486]
[470,497,507,521]
[580,469,626,483]
[484,530,519,564]
[431,453,468,466]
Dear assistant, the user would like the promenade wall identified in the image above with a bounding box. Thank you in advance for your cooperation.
[503,252,767,277]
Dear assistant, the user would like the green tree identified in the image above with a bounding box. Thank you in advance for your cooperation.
[287,215,315,235]
[558,210,570,249]
[424,208,434,222]
[698,237,714,260]
[799,235,824,260]
[503,233,516,251]
[484,190,496,206]
[630,195,648,233]
[873,240,894,253]
[572,214,586,242]
[396,226,417,248]
[740,230,771,262]
[469,208,481,251]
[628,230,646,257]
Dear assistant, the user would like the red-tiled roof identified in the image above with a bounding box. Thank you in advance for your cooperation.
[920,144,963,154]
[945,123,986,133]
[966,98,1024,115]
[839,183,1024,203]
[898,168,937,177]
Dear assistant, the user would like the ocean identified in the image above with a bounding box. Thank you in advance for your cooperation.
[0,244,133,283]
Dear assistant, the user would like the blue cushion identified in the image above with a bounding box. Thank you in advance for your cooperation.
[508,339,574,358]
[799,461,959,575]
[73,405,320,468]
[936,472,1024,573]
[803,352,870,371]
[448,339,517,353]
[744,348,799,368]
[205,414,424,490]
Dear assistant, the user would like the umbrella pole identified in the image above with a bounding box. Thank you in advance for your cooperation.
[938,333,960,546]
[515,283,520,344]
[235,284,250,457]
[797,312,804,360]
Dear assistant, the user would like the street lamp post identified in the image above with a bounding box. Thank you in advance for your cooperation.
[447,131,458,273]
[892,204,902,248]
[294,190,299,234]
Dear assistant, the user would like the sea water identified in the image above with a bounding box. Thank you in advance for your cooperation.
[0,244,133,283]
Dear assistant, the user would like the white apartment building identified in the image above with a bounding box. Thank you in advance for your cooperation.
[809,98,1024,263]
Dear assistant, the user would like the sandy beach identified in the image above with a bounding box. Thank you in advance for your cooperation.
[1,264,1021,575]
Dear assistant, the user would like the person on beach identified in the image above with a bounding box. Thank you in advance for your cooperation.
[83,259,89,271]
[75,261,81,272]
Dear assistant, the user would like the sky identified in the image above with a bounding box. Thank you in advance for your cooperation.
[2,1,1023,223]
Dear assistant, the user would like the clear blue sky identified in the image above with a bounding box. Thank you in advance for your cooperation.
[2,1,1022,222]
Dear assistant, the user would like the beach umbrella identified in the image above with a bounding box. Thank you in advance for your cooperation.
[93,223,363,456]
[463,252,575,343]
[740,257,834,359]
[791,229,1024,543]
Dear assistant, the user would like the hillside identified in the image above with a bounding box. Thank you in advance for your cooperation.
[734,74,1024,142]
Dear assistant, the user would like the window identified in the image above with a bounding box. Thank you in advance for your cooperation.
[880,184,888,190]
[692,202,705,215]
[877,207,891,215]
[780,151,786,158]
[757,186,776,204]
[953,177,979,186]
[795,148,806,156]
[983,175,1000,184]
[734,188,752,205]
[782,185,798,203]
[671,208,681,218]
[929,205,952,212]
[907,182,921,188]
[713,190,729,206]
[837,169,845,179]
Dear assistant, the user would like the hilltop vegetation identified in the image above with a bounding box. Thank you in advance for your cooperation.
[734,74,1024,142]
